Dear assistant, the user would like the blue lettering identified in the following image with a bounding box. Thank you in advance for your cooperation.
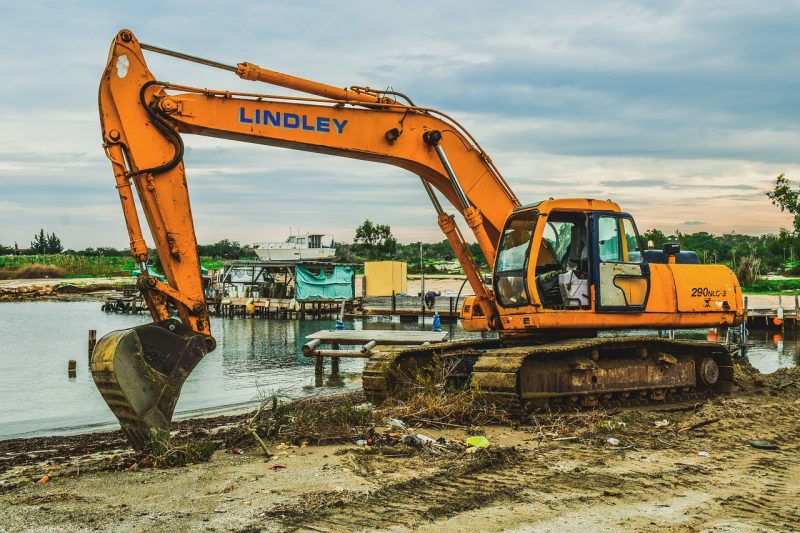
[263,110,280,127]
[284,113,300,129]
[238,107,253,124]
[332,118,348,134]
[241,108,345,134]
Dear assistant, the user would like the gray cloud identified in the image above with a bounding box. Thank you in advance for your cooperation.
[0,1,797,248]
[600,179,670,187]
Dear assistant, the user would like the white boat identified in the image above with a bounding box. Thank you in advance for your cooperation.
[253,233,336,262]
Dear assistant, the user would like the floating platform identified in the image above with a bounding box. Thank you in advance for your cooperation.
[302,329,449,386]
[305,329,449,346]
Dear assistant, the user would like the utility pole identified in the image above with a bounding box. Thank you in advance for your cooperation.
[420,242,425,323]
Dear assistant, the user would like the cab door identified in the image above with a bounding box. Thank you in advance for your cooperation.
[592,214,650,312]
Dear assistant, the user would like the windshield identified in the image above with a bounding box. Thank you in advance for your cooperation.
[496,213,537,272]
[494,210,537,307]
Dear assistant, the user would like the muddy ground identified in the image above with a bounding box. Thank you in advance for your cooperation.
[1,359,798,532]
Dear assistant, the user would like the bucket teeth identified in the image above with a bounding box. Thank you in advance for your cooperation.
[90,320,207,451]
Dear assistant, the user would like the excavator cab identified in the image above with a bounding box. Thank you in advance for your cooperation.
[493,201,652,314]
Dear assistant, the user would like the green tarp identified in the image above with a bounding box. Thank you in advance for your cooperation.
[295,266,354,300]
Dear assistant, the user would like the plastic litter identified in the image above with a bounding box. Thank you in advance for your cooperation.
[749,440,779,450]
[415,434,437,445]
[268,463,288,470]
[356,439,368,446]
[606,437,621,446]
[654,419,670,428]
[698,451,710,457]
[466,436,491,448]
[384,417,406,428]
[37,475,49,485]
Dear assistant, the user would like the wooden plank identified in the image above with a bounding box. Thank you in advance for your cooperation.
[306,329,448,345]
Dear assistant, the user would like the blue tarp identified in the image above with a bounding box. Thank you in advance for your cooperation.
[295,266,354,300]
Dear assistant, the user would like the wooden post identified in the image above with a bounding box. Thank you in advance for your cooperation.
[68,359,77,377]
[779,295,785,332]
[88,329,97,363]
[331,341,340,375]
[742,296,749,348]
[314,354,324,387]
[392,290,396,313]
[795,294,799,330]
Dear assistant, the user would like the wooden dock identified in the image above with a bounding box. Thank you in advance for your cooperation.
[207,297,345,319]
[744,295,800,330]
[346,295,467,320]
[101,287,146,314]
[302,329,449,386]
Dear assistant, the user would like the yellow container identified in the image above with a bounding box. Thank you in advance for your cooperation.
[364,261,407,296]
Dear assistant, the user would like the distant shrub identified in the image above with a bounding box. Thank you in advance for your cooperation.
[736,256,762,287]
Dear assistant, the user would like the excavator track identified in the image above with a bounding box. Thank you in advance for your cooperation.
[362,339,501,405]
[363,336,733,413]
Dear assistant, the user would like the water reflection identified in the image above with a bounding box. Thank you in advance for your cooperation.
[739,329,800,373]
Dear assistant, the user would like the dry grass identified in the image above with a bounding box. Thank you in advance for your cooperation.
[142,429,216,469]
[376,354,511,428]
[0,264,65,279]
[252,392,373,444]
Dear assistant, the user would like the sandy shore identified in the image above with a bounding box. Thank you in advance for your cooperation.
[1,361,798,532]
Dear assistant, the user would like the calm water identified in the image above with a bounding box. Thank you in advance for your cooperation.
[0,302,795,439]
[0,302,481,439]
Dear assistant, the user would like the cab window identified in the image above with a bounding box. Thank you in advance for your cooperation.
[494,211,537,307]
[598,216,642,263]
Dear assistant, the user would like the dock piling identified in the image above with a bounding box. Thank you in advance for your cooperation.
[88,329,97,363]
[330,342,340,375]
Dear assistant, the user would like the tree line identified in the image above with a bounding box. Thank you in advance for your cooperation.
[2,224,798,274]
[5,173,800,277]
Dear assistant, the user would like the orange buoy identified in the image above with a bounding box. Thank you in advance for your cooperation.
[773,317,783,326]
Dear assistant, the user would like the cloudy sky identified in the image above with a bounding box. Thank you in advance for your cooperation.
[1,1,798,249]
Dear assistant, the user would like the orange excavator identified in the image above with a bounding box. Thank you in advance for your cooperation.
[94,30,743,450]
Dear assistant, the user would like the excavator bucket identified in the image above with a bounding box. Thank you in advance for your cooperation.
[90,319,208,451]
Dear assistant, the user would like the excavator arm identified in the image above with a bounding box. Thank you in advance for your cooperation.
[95,29,519,448]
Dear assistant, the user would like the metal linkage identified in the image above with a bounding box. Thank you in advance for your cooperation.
[140,42,237,72]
